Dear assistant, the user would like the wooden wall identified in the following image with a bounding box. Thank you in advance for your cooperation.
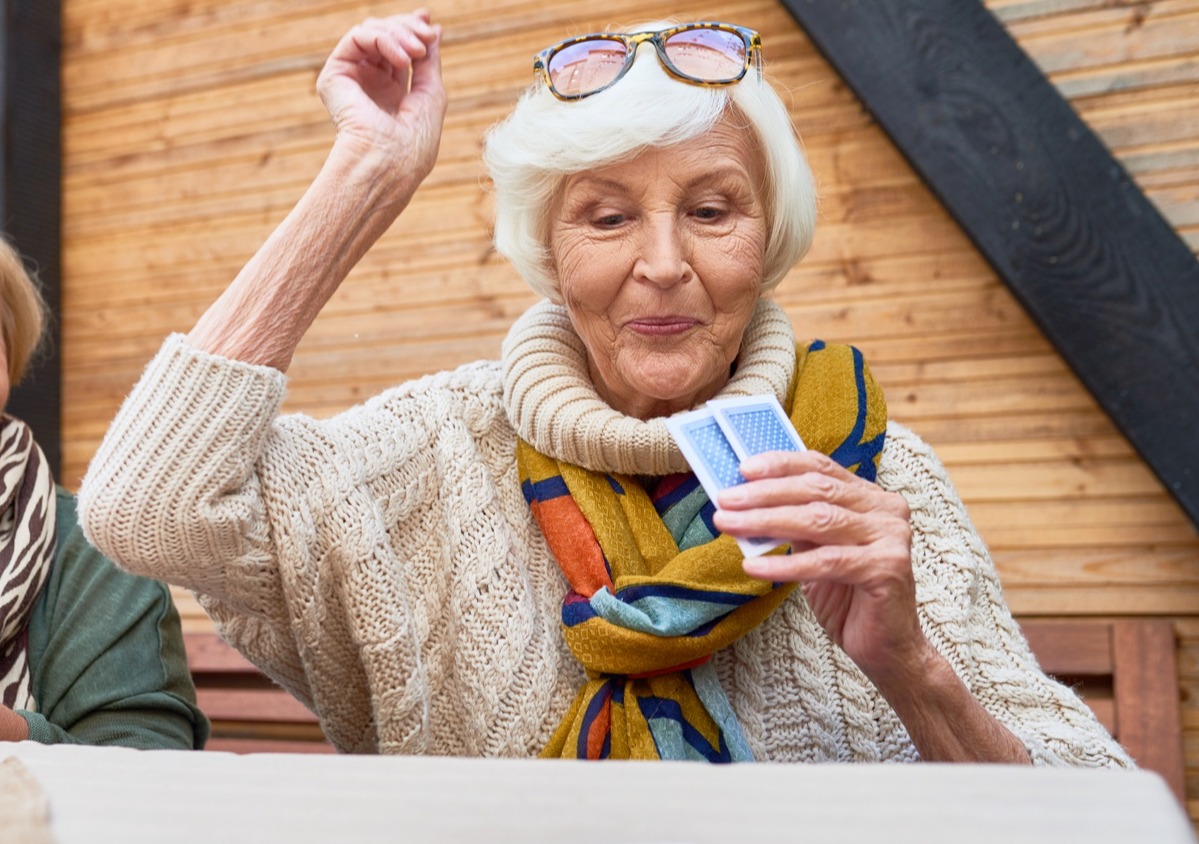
[60,0,1198,820]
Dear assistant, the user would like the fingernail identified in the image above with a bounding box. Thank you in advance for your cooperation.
[721,487,745,505]
[718,510,744,528]
[740,456,764,474]
[743,558,773,578]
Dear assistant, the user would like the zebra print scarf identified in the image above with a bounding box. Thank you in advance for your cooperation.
[0,416,56,711]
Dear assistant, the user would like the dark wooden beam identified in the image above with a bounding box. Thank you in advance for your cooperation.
[779,0,1199,528]
[1,0,62,479]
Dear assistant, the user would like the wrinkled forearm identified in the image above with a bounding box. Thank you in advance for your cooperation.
[876,424,1132,768]
[873,643,1030,764]
[189,139,420,371]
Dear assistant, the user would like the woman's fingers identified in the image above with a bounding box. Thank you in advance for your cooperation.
[742,449,856,482]
[319,12,442,111]
[712,455,927,680]
[335,12,436,68]
[710,449,912,586]
[720,471,876,517]
[408,21,444,101]
[717,450,909,520]
[316,11,446,172]
[716,498,906,546]
[738,533,911,583]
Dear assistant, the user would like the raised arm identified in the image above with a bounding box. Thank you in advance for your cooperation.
[79,12,446,637]
[190,11,446,369]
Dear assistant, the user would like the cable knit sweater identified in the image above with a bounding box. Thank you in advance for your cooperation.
[78,300,1131,766]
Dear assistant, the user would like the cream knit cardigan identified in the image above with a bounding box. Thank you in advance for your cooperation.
[79,300,1131,766]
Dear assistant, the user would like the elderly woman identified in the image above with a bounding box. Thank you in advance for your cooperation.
[80,12,1128,765]
[0,237,207,748]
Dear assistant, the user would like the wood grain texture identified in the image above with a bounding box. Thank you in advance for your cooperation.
[185,632,335,752]
[56,1,1199,597]
[1112,620,1187,803]
[1020,618,1186,803]
[781,0,1199,527]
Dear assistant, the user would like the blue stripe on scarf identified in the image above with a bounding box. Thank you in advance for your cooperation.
[588,584,753,637]
[651,475,701,514]
[617,582,755,607]
[521,475,571,504]
[638,695,733,763]
[691,663,754,761]
[687,616,721,638]
[577,682,612,759]
[655,478,720,549]
[700,500,719,539]
[562,593,598,627]
[828,346,884,482]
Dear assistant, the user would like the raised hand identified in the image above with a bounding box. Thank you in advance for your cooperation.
[186,12,450,368]
[317,9,447,180]
[714,450,926,684]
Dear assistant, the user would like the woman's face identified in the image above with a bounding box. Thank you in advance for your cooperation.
[548,117,768,420]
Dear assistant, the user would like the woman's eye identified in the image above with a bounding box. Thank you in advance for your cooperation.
[593,213,625,227]
[693,206,725,221]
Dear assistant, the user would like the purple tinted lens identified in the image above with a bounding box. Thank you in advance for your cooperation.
[663,29,746,81]
[547,38,629,97]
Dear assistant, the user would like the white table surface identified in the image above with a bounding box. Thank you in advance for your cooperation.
[1,741,1193,844]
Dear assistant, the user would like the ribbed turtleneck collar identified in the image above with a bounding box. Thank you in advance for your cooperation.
[501,298,797,475]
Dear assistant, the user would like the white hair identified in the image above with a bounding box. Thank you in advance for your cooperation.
[483,22,817,302]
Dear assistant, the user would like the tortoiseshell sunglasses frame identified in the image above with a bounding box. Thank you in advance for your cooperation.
[533,22,762,101]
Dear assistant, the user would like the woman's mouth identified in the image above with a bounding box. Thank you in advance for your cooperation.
[626,316,698,336]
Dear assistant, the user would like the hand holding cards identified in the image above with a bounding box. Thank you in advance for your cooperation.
[665,394,805,557]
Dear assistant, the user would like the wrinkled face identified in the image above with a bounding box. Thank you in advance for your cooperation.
[549,117,767,420]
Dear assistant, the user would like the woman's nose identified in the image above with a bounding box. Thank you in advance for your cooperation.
[632,217,692,288]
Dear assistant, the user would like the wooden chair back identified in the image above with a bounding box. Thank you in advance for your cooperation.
[1019,619,1185,803]
[184,632,335,754]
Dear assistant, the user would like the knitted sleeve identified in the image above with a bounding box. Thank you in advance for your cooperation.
[77,334,519,753]
[78,335,302,684]
[880,422,1134,768]
[79,335,287,609]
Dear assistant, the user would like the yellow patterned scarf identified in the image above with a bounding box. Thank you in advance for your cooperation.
[519,341,886,761]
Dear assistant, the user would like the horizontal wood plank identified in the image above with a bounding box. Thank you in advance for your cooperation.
[195,689,318,724]
[1019,621,1113,675]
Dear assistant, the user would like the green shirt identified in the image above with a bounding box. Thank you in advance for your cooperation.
[16,489,209,748]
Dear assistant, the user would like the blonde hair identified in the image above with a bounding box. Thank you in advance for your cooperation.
[483,22,816,301]
[0,237,48,385]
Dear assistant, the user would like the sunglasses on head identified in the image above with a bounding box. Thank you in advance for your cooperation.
[533,22,762,101]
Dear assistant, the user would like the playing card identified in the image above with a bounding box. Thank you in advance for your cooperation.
[665,408,745,495]
[707,394,806,461]
[665,405,788,557]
